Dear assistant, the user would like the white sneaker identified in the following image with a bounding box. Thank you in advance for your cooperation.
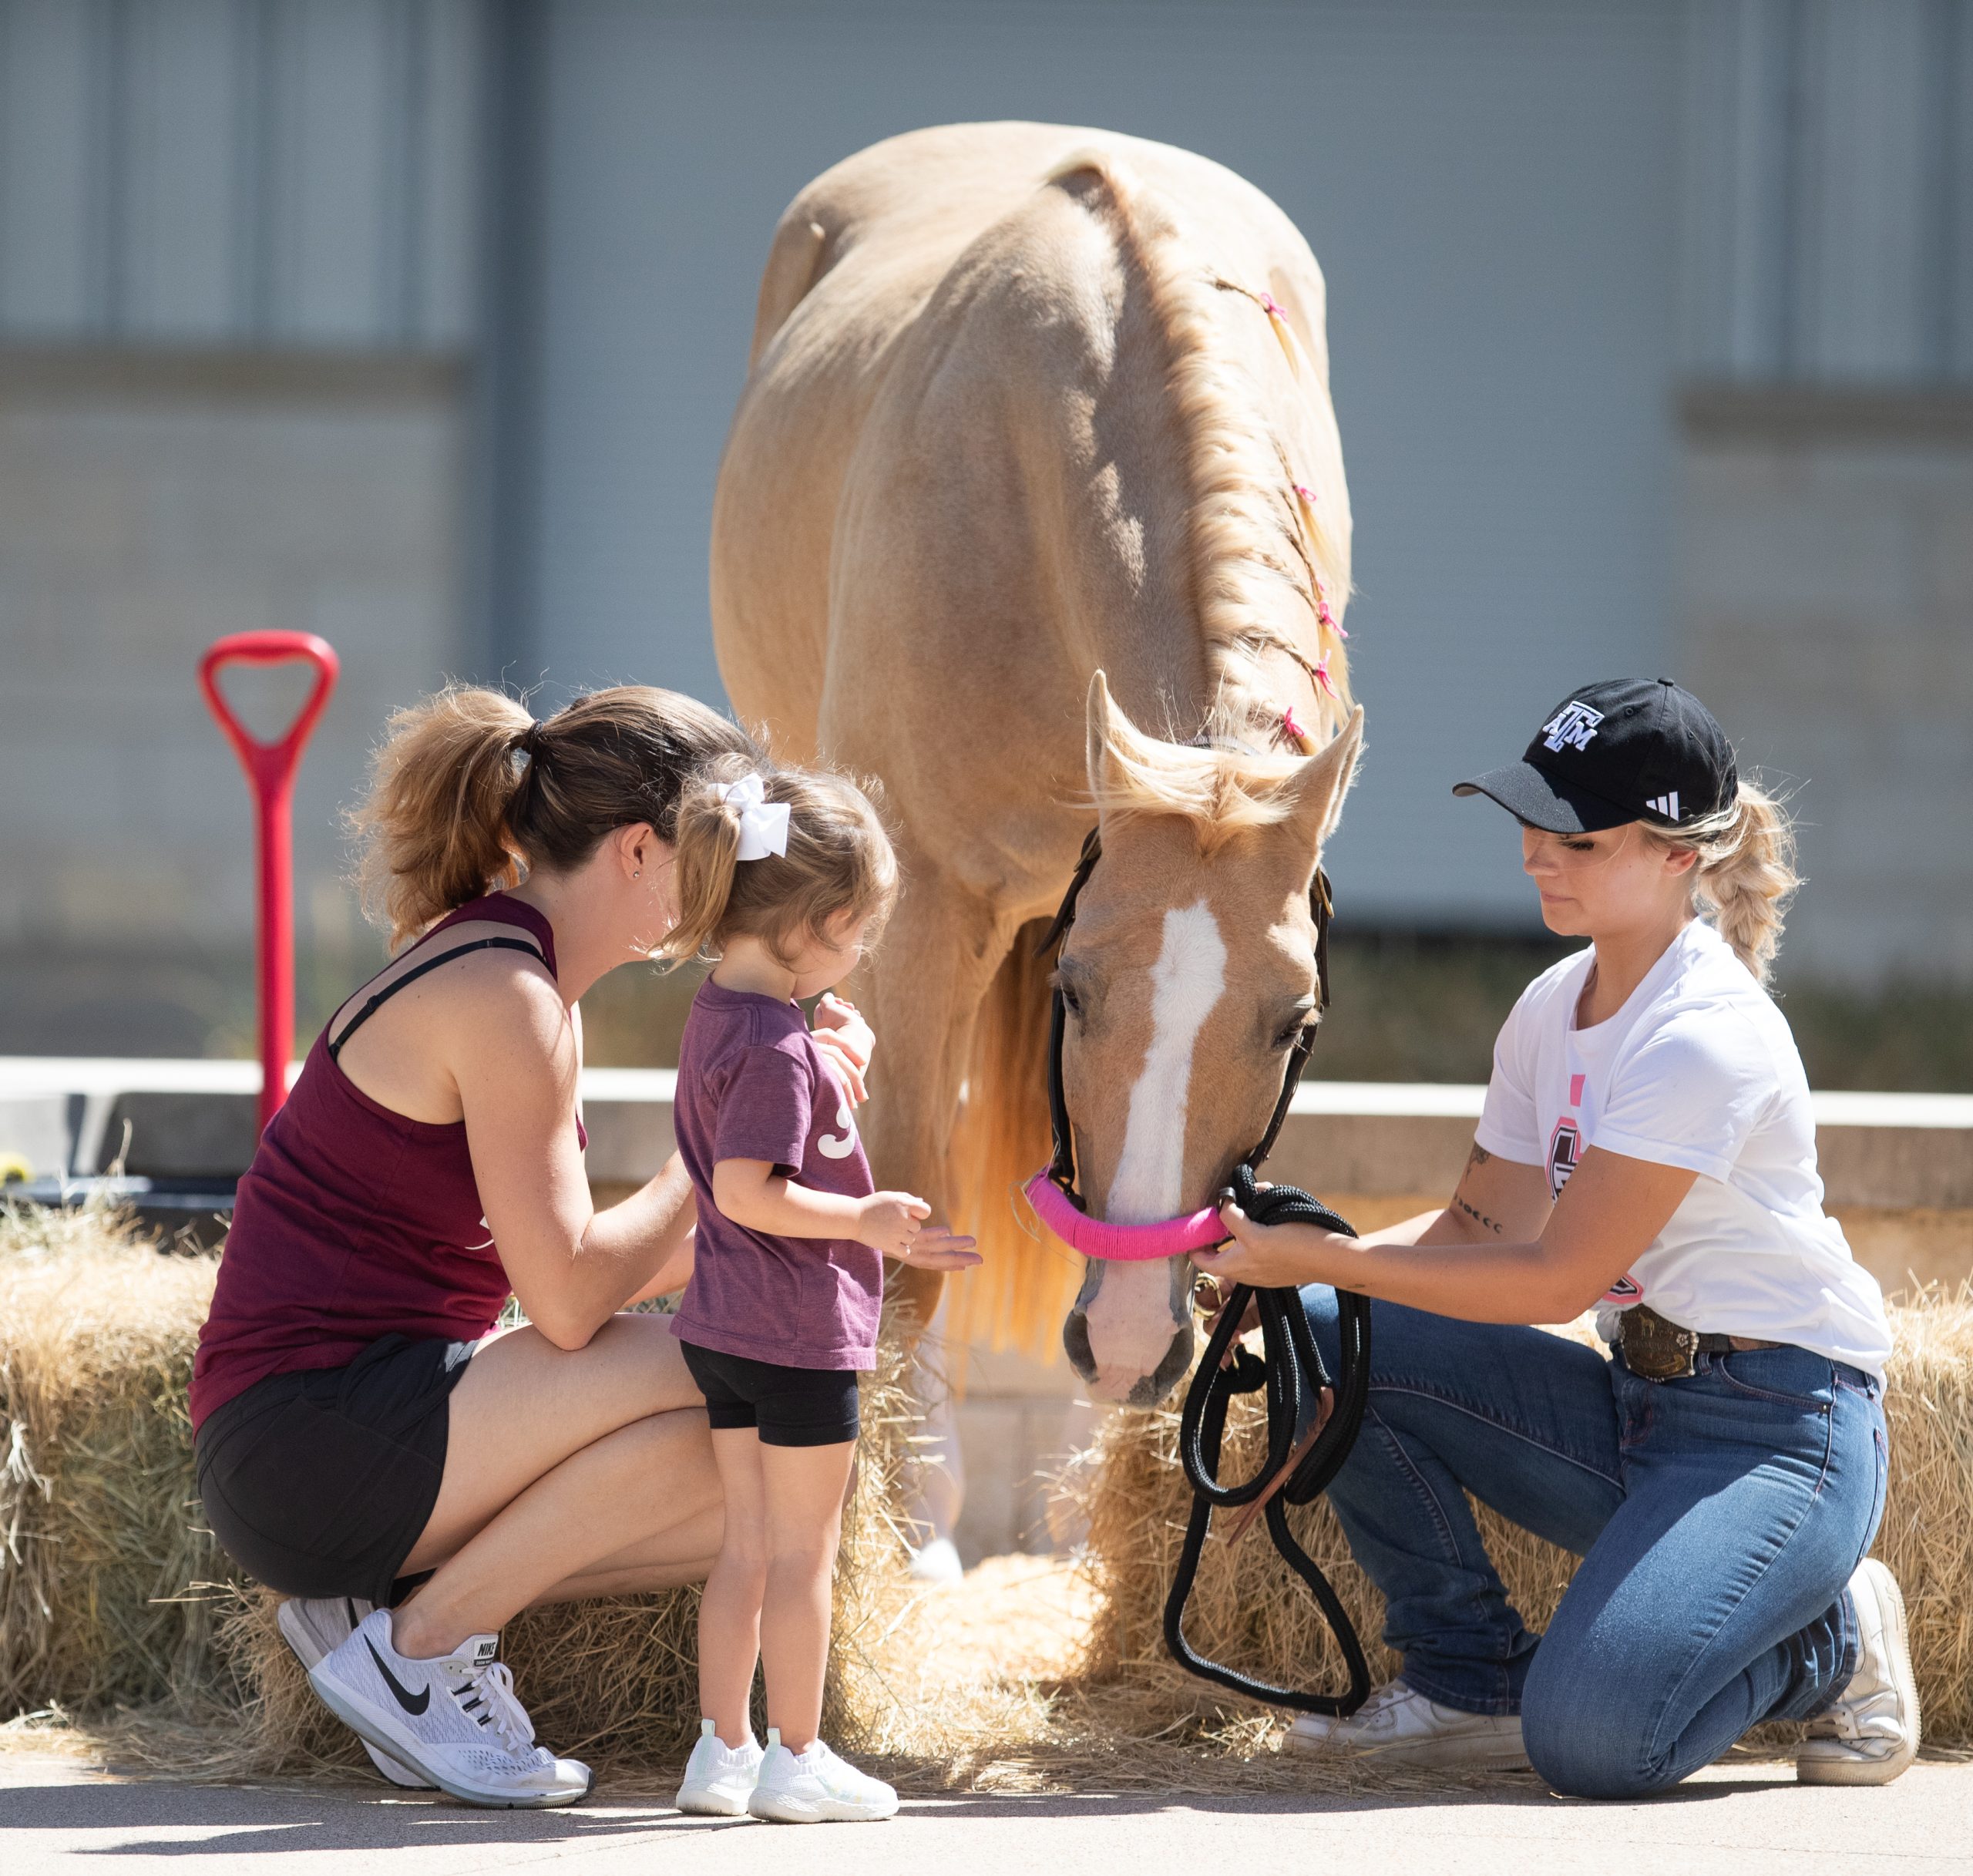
[1799,1558,1921,1786]
[308,1608,591,1808]
[277,1597,433,1790]
[746,1729,899,1822]
[674,1717,764,1815]
[1283,1679,1530,1770]
[907,1538,964,1584]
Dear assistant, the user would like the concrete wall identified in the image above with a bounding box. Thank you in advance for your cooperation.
[0,351,467,967]
[1678,391,1973,981]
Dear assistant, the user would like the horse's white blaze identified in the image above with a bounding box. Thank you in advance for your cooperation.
[1104,900,1227,1224]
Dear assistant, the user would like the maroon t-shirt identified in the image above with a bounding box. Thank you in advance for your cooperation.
[190,894,581,1431]
[670,979,880,1370]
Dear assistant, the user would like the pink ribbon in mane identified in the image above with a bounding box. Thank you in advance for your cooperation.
[1023,1169,1229,1262]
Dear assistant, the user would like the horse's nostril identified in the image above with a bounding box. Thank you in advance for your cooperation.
[1062,1308,1096,1379]
[1148,1320,1195,1401]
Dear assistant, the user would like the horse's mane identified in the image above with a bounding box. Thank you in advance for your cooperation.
[1045,147,1353,773]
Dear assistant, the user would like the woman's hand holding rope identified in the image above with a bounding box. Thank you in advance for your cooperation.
[1192,1192,1361,1291]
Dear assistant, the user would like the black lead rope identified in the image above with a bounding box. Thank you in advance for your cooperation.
[1165,1163,1373,1714]
[1037,828,1373,1715]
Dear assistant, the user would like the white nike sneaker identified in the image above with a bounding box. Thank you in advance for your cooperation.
[308,1609,592,1808]
[1283,1679,1530,1770]
[277,1596,433,1790]
[674,1717,765,1816]
[1799,1558,1921,1786]
[745,1729,899,1822]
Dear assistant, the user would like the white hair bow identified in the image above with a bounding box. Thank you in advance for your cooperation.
[717,772,792,862]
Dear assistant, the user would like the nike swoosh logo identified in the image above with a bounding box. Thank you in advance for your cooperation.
[365,1638,432,1716]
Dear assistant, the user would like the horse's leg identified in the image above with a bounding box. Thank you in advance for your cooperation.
[858,867,1008,1565]
[859,866,1004,1325]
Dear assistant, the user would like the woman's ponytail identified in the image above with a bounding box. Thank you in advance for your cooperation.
[1648,778,1798,983]
[351,682,758,950]
[351,686,533,946]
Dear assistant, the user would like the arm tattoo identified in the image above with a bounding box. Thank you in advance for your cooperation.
[1456,1145,1501,1234]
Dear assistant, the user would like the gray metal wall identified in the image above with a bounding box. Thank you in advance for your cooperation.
[1681,0,1973,385]
[0,0,479,348]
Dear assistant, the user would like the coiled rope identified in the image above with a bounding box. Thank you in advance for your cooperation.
[1163,1161,1374,1715]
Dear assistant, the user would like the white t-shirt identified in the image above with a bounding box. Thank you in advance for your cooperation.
[1474,918,1891,1375]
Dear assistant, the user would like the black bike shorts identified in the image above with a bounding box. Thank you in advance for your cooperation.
[679,1341,861,1447]
[194,1331,480,1609]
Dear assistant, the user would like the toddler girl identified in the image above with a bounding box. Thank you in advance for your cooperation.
[664,758,979,1824]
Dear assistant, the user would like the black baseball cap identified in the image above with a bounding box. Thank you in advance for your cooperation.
[1454,677,1737,834]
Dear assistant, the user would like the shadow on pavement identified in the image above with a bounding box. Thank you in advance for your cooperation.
[0,1780,751,1858]
[0,1762,1803,1857]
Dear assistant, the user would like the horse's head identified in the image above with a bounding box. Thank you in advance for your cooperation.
[1057,673,1362,1404]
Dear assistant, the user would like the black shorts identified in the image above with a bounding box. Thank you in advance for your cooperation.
[679,1341,861,1447]
[193,1332,480,1609]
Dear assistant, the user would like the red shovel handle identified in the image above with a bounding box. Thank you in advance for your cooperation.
[199,631,341,801]
[199,631,341,1135]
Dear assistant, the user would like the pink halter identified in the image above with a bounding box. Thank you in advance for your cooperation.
[1023,1169,1229,1261]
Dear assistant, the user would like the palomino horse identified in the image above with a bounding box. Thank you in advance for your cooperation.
[711,123,1361,1406]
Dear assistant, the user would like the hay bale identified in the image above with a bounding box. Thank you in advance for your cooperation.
[0,1201,235,1717]
[0,1198,917,1777]
[1079,1293,1973,1748]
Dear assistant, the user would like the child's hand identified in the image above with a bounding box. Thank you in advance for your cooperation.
[855,1190,932,1255]
[811,993,873,1105]
[891,1226,982,1271]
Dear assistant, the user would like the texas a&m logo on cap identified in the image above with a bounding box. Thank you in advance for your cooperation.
[1540,701,1605,753]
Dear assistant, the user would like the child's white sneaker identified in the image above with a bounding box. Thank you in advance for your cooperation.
[1799,1558,1921,1785]
[746,1729,898,1822]
[674,1717,764,1815]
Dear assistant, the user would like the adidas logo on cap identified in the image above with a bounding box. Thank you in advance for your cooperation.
[1647,792,1681,821]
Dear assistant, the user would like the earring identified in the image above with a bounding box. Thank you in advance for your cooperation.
[633,869,642,878]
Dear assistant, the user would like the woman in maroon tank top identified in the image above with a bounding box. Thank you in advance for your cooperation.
[190,684,874,1807]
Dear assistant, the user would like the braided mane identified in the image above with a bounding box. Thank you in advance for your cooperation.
[1044,147,1353,781]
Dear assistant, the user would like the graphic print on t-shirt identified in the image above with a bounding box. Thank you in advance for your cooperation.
[1546,1117,1581,1199]
[815,1076,859,1161]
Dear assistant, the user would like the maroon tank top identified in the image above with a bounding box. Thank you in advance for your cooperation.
[190,893,584,1430]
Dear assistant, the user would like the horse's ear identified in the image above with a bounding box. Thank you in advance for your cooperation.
[1084,668,1138,806]
[1281,705,1363,852]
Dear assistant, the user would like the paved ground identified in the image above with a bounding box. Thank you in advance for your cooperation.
[3,1755,1969,1875]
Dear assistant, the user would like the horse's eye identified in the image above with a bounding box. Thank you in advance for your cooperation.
[1274,1014,1313,1050]
[1060,981,1084,1019]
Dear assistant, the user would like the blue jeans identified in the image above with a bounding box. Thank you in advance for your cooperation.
[1300,1289,1889,1798]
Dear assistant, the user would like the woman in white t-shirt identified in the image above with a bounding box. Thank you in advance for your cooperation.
[1195,677,1911,1797]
